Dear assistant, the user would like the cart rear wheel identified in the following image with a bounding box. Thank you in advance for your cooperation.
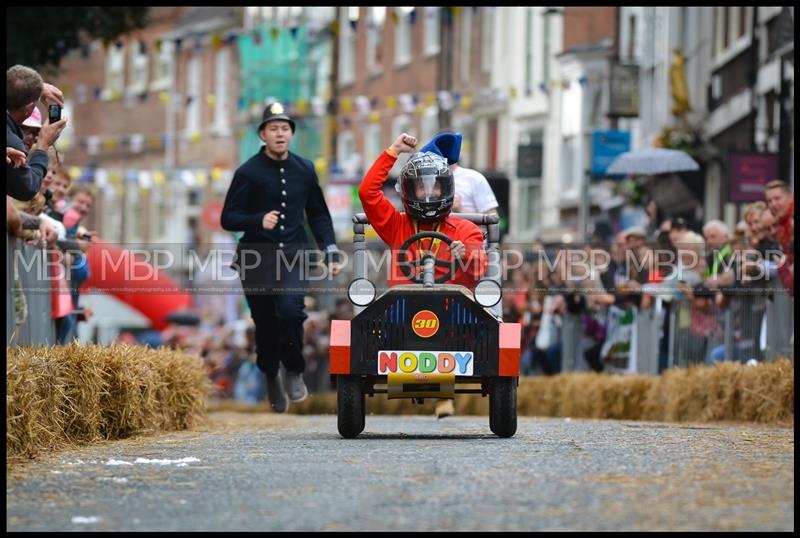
[489,377,517,438]
[337,375,365,438]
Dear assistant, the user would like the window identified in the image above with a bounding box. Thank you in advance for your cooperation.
[525,9,533,93]
[518,178,542,232]
[125,185,142,244]
[185,55,201,135]
[627,14,637,60]
[338,130,362,176]
[366,7,385,73]
[149,185,166,241]
[337,130,355,170]
[561,135,578,193]
[390,114,412,176]
[103,187,122,244]
[424,7,441,56]
[364,123,383,165]
[245,6,260,30]
[516,130,543,178]
[395,7,413,66]
[481,7,493,74]
[542,8,550,83]
[392,114,411,137]
[339,7,357,85]
[104,43,125,96]
[487,118,498,169]
[127,41,149,94]
[460,7,472,83]
[213,48,230,135]
[420,106,439,143]
[306,7,336,27]
[714,6,752,60]
[150,40,174,91]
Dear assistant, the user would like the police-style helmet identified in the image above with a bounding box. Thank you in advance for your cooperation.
[397,152,454,223]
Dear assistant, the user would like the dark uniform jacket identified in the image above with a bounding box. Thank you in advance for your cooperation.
[221,149,337,288]
[6,111,48,201]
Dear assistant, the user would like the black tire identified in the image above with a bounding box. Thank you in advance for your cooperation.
[489,377,517,438]
[337,375,365,438]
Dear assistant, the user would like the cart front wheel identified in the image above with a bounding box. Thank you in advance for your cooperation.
[489,376,517,438]
[337,375,365,438]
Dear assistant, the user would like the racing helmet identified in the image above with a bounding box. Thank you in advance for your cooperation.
[396,151,455,223]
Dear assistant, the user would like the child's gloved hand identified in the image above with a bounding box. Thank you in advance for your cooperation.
[449,240,465,261]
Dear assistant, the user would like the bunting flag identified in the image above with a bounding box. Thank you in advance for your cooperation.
[399,94,414,113]
[355,95,371,116]
[138,170,153,190]
[438,91,454,111]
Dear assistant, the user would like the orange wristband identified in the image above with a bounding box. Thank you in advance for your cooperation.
[385,147,398,158]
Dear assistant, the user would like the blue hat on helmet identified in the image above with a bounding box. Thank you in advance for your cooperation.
[419,131,462,165]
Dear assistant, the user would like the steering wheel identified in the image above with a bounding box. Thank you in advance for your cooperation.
[398,231,454,284]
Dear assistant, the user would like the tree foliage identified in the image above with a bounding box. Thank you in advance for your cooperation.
[6,7,149,73]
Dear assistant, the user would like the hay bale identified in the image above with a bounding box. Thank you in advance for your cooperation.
[299,360,792,425]
[7,344,209,462]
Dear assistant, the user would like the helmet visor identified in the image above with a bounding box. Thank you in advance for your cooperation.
[402,153,454,203]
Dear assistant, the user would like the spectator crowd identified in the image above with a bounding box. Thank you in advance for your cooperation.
[502,180,794,375]
[7,63,794,402]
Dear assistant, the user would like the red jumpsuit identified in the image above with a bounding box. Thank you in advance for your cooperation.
[359,149,487,288]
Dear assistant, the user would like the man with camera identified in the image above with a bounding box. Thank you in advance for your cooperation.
[6,64,67,201]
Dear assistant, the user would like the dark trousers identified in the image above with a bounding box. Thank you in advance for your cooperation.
[244,291,307,380]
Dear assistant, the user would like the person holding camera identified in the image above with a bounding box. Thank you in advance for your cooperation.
[6,64,67,201]
[54,183,96,343]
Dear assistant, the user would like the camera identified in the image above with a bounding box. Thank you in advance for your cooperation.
[48,104,61,123]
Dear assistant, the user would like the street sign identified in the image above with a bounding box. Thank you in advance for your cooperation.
[728,152,779,202]
[609,64,640,117]
[591,130,631,176]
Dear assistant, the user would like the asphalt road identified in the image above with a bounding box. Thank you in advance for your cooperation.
[6,413,794,531]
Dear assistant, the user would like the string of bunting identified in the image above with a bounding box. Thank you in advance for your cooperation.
[67,77,604,109]
[62,71,602,154]
[64,164,235,194]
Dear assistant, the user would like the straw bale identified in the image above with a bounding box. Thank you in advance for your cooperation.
[290,359,792,425]
[7,344,209,461]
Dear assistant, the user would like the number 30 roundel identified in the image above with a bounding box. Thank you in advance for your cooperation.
[411,310,439,338]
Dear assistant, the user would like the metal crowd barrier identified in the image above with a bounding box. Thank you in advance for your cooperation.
[6,236,57,346]
[559,291,793,375]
